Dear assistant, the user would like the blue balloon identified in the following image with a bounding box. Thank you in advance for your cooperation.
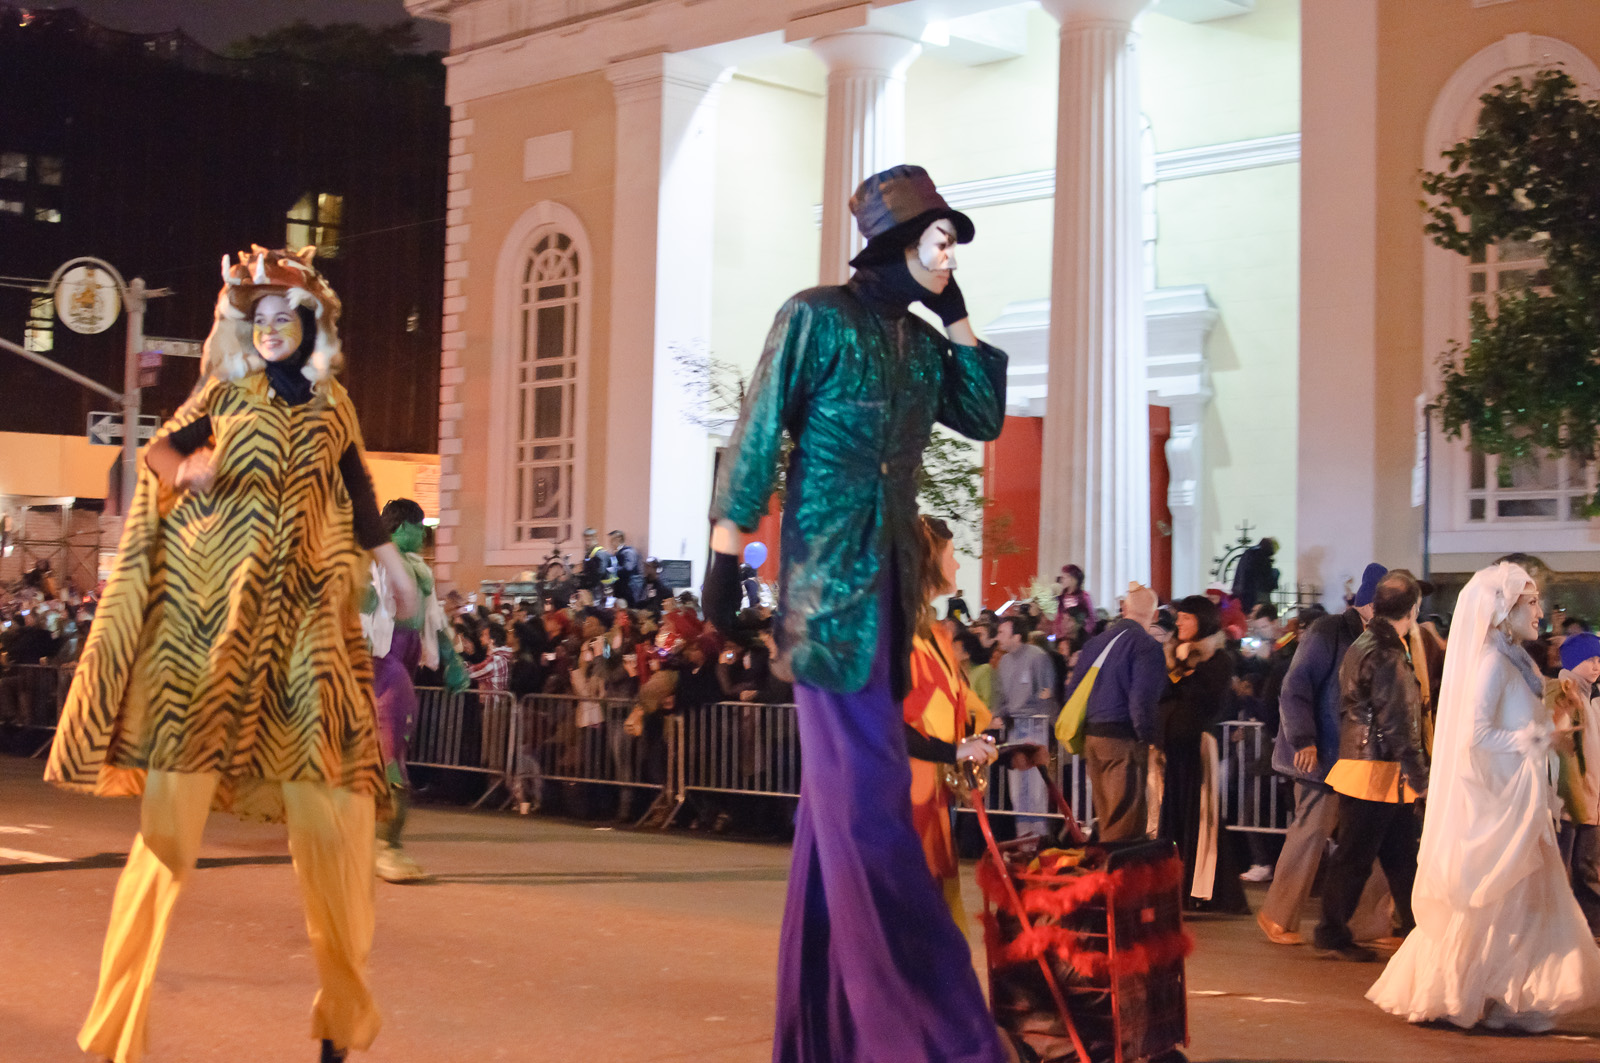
[743,541,769,568]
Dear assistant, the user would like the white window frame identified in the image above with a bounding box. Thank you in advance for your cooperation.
[486,201,592,567]
[1422,33,1600,556]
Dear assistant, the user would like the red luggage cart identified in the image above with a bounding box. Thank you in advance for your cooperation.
[966,752,1190,1063]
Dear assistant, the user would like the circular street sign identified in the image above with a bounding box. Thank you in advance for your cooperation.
[54,264,122,334]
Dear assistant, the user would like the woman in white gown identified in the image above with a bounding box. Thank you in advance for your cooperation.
[1369,562,1600,1030]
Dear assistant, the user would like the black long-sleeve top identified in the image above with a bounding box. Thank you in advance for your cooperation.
[161,415,387,550]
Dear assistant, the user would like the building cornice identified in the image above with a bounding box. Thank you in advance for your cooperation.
[418,0,1027,105]
[809,132,1300,223]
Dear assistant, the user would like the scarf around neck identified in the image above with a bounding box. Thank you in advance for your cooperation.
[848,255,932,319]
[1490,627,1545,699]
[263,343,315,406]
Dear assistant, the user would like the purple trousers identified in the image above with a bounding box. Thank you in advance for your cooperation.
[774,603,1005,1063]
[374,626,422,786]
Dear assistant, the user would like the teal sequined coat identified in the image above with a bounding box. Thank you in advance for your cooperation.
[710,284,1008,695]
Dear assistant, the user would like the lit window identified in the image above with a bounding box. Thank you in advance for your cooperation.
[1465,444,1593,523]
[511,230,580,545]
[1460,236,1590,523]
[33,206,60,224]
[35,156,62,186]
[1465,237,1550,306]
[0,198,22,215]
[24,295,53,353]
[0,152,25,181]
[287,192,342,257]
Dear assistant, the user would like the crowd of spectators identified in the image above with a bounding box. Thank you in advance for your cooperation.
[0,560,94,736]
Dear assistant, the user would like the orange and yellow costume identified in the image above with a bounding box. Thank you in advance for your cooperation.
[904,625,992,930]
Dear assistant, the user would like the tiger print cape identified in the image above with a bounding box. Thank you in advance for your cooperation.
[45,372,387,822]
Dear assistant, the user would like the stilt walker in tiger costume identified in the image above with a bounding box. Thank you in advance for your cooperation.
[45,245,420,1063]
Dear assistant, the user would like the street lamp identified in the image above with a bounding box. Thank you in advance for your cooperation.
[0,257,165,516]
[47,257,151,513]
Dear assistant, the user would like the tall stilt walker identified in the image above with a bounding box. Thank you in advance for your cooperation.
[45,246,420,1063]
[704,166,1009,1063]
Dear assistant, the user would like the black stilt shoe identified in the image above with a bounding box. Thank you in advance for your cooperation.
[320,1039,348,1063]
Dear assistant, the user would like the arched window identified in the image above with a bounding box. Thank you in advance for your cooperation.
[511,230,580,544]
[1422,35,1600,550]
[1460,238,1585,524]
[488,201,592,564]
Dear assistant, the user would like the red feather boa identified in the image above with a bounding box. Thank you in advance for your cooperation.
[977,850,1193,979]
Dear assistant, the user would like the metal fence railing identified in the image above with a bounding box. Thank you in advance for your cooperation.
[681,701,802,798]
[1219,719,1291,835]
[675,701,1098,833]
[409,686,518,808]
[0,662,74,755]
[508,693,662,796]
[4,663,1291,838]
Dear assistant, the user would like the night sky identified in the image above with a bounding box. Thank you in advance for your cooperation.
[30,1,451,53]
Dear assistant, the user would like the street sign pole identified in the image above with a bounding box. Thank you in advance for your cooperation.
[121,278,146,514]
[3,258,170,517]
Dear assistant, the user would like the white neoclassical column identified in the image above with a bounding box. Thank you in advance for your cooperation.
[1037,0,1152,609]
[810,31,922,284]
[606,54,730,585]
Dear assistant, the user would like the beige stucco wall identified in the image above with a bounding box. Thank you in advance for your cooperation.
[712,60,825,382]
[447,71,617,589]
[1145,0,1302,587]
[1371,0,1600,574]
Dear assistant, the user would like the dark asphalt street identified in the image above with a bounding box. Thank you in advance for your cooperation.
[2,754,1597,1063]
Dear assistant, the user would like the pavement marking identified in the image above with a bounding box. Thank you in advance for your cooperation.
[0,826,38,834]
[1189,990,1308,1006]
[25,823,51,829]
[0,846,67,863]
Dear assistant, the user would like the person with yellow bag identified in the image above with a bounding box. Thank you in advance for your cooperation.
[1056,583,1168,841]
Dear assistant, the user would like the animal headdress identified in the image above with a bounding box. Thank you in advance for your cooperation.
[201,244,343,386]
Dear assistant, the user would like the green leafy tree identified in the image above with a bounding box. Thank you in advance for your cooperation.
[224,20,443,82]
[916,428,988,556]
[1425,69,1600,474]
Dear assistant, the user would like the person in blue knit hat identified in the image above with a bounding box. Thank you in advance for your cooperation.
[1550,630,1600,936]
[1258,562,1396,946]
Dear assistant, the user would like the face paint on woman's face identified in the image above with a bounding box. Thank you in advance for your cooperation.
[917,220,958,273]
[252,295,302,362]
[905,218,959,294]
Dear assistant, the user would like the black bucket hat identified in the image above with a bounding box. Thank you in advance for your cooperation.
[848,164,974,268]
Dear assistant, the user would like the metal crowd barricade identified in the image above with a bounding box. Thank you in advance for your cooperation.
[956,733,1095,836]
[674,700,1098,836]
[680,700,802,798]
[409,685,518,808]
[508,693,668,812]
[1218,719,1290,834]
[0,661,75,756]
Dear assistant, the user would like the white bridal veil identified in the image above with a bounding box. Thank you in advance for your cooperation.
[1413,561,1549,915]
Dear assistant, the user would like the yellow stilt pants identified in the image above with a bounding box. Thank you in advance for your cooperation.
[79,771,381,1063]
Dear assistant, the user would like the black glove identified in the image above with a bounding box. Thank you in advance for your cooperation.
[920,274,968,327]
[701,551,743,632]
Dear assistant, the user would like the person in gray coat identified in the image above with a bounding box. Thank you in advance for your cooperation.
[996,614,1059,837]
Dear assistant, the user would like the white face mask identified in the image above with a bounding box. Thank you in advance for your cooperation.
[916,220,959,272]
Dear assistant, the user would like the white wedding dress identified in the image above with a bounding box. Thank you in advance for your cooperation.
[1368,565,1600,1030]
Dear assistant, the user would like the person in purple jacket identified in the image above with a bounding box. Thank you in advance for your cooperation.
[1064,582,1169,842]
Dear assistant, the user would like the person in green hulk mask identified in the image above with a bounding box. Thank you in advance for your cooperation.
[361,497,467,882]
